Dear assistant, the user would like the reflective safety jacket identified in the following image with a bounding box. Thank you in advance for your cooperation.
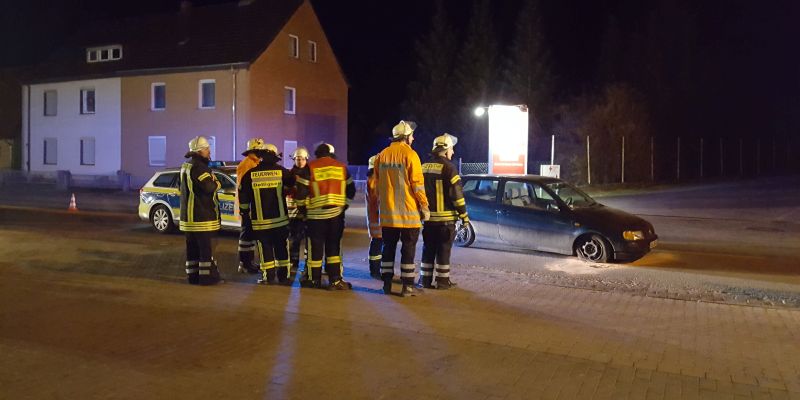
[365,168,381,238]
[238,157,296,230]
[286,165,310,219]
[180,155,221,232]
[368,141,429,228]
[422,155,469,224]
[296,156,355,220]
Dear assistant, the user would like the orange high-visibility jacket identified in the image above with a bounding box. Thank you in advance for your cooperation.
[365,168,381,238]
[296,156,355,220]
[368,141,429,228]
[234,154,260,217]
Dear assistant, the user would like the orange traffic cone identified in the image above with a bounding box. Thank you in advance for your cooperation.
[68,193,78,212]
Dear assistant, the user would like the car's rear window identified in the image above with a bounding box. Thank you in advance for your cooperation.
[463,179,498,202]
[152,173,177,188]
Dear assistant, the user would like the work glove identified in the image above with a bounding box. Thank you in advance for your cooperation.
[460,218,470,230]
[420,207,430,222]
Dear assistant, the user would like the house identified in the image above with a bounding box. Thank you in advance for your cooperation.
[20,0,348,187]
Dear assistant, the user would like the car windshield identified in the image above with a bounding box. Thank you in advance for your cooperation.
[545,182,597,209]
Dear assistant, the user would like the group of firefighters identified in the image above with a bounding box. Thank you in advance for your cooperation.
[179,119,469,297]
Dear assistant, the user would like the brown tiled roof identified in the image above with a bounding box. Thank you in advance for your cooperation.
[28,0,303,83]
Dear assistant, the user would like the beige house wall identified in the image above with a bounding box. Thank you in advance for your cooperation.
[120,69,250,186]
[246,0,348,161]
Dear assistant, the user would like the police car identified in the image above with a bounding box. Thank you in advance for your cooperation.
[138,162,241,233]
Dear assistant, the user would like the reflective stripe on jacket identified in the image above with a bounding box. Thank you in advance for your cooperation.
[368,141,428,228]
[296,156,355,220]
[179,155,221,232]
[422,155,469,224]
[286,165,310,219]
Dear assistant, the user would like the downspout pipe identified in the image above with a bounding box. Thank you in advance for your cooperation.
[25,84,30,172]
[231,67,237,160]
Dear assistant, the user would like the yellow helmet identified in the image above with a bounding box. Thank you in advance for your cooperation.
[264,143,279,155]
[432,133,458,152]
[391,120,417,138]
[242,138,267,156]
[188,136,210,152]
[291,147,309,160]
[368,155,378,170]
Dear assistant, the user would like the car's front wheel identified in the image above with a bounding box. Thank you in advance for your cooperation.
[150,205,175,234]
[575,234,611,263]
[454,220,475,248]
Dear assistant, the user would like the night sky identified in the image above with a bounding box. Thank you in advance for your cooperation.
[2,0,798,163]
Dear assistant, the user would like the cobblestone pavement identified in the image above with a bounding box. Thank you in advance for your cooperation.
[1,214,799,399]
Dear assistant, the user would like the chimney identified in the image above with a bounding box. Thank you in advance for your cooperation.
[178,1,192,46]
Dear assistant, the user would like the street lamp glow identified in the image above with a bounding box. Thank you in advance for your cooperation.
[474,106,486,117]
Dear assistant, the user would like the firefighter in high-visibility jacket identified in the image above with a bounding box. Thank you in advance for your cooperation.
[368,120,430,297]
[235,138,267,275]
[295,143,356,290]
[238,144,296,285]
[287,147,310,282]
[420,133,469,290]
[180,136,223,285]
[365,154,382,280]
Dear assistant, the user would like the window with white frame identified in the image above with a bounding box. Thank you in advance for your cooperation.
[148,136,167,166]
[208,136,216,160]
[80,89,95,114]
[44,138,57,165]
[151,83,166,110]
[289,34,299,58]
[199,79,215,109]
[44,90,57,116]
[308,40,317,62]
[86,45,122,63]
[284,87,296,114]
[80,137,96,165]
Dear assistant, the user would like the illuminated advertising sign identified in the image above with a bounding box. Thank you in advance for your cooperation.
[487,105,528,174]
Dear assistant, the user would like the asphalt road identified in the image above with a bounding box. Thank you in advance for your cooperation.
[1,178,800,399]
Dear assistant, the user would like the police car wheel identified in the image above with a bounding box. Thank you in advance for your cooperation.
[151,205,174,234]
[454,220,475,248]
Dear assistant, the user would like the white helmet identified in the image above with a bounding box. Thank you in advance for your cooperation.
[242,138,267,156]
[368,155,378,170]
[291,147,309,160]
[432,133,458,151]
[391,120,417,138]
[188,136,210,152]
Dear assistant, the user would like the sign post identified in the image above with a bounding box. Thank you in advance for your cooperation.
[487,105,528,175]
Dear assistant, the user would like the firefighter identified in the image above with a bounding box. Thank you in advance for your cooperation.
[420,133,469,290]
[368,120,430,297]
[287,147,310,282]
[238,143,296,285]
[295,143,356,290]
[236,138,267,275]
[365,154,382,280]
[180,136,222,285]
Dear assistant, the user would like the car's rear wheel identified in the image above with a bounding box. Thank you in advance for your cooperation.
[454,220,475,248]
[575,234,611,263]
[151,205,174,234]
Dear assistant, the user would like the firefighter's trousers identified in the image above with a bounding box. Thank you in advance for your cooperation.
[254,226,291,281]
[368,237,383,275]
[238,217,256,268]
[421,222,456,284]
[306,214,345,283]
[380,227,420,285]
[288,218,306,276]
[185,231,220,285]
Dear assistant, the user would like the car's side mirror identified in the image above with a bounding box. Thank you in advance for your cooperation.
[546,202,560,212]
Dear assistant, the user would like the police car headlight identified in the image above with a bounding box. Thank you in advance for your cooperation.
[623,230,645,241]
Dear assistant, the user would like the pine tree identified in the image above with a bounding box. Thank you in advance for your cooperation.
[451,0,498,160]
[403,0,459,145]
[501,0,554,115]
